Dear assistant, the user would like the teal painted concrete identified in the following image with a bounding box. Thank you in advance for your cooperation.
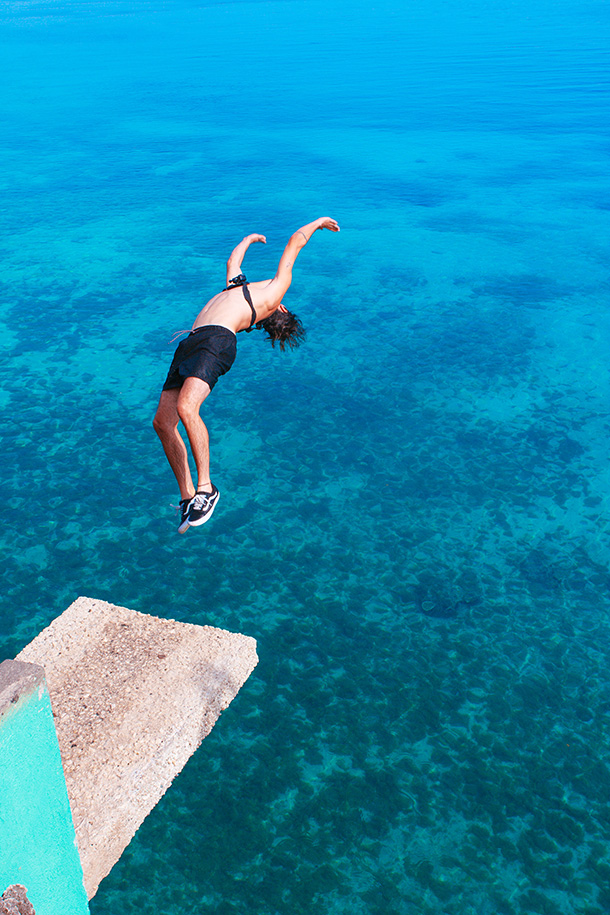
[0,667,90,915]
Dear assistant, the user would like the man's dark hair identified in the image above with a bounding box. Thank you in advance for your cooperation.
[257,309,306,351]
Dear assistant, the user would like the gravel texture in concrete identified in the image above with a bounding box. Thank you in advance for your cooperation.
[0,885,36,915]
[0,661,44,717]
[17,597,258,899]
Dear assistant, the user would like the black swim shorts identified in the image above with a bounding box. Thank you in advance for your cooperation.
[162,325,237,392]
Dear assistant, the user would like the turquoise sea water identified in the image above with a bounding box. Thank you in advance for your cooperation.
[2,0,610,911]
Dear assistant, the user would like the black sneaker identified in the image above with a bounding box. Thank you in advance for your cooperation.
[177,497,193,534]
[187,485,220,526]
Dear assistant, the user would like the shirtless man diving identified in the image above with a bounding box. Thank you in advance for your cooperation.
[153,216,340,533]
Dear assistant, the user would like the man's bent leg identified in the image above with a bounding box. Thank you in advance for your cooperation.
[153,388,196,501]
[176,376,214,494]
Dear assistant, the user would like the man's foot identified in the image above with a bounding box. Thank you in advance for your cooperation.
[177,497,193,534]
[187,485,220,527]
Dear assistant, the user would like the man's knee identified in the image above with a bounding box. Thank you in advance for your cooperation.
[176,399,199,427]
[153,414,173,442]
[153,398,178,437]
[177,380,210,425]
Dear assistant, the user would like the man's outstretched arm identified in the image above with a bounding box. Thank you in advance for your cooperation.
[266,217,340,303]
[226,233,266,284]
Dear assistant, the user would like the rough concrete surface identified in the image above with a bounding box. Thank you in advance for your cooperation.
[0,885,36,915]
[17,597,258,899]
[0,661,45,717]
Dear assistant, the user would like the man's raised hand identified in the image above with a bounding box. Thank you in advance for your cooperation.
[316,217,340,232]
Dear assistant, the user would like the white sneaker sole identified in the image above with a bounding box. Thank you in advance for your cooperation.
[177,498,194,535]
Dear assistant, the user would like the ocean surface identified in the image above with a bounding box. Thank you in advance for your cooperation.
[1,0,610,912]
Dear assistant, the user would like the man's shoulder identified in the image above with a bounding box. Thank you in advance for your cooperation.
[247,279,274,291]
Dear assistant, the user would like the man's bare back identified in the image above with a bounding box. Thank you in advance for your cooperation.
[191,278,280,335]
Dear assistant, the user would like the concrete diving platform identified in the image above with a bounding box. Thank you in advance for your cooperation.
[15,596,258,901]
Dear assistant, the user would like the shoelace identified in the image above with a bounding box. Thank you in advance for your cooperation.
[191,491,213,510]
[173,499,191,515]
